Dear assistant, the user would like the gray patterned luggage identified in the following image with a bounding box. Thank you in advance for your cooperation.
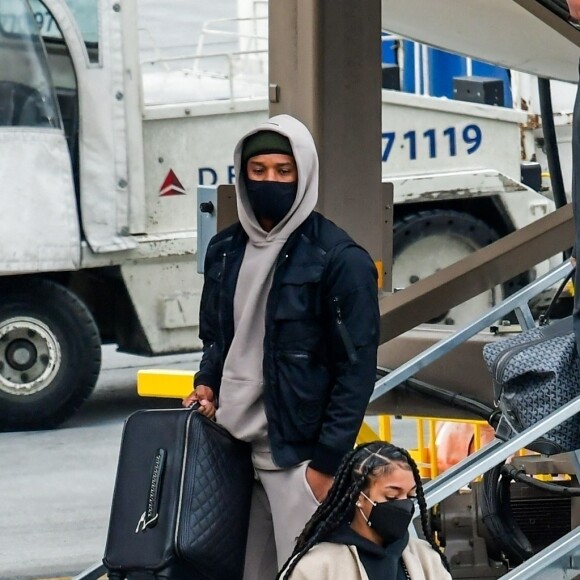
[483,316,580,455]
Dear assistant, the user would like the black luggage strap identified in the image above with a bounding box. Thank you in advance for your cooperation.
[135,448,166,533]
[539,267,575,326]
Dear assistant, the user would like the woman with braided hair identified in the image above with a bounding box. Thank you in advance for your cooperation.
[278,441,451,580]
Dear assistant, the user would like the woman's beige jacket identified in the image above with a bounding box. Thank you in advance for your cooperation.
[283,538,452,580]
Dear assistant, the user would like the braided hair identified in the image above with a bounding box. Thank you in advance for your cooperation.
[277,441,449,579]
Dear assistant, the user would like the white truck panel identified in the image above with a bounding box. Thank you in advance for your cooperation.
[79,232,197,268]
[0,130,80,273]
[140,88,543,231]
[42,0,137,253]
[142,107,266,235]
[536,121,574,198]
[120,257,203,352]
[390,170,537,203]
[381,91,527,182]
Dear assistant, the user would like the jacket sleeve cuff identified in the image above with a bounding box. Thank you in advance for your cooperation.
[193,372,218,392]
[309,442,347,476]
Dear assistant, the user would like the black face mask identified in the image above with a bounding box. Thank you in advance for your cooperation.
[245,179,298,225]
[359,492,415,544]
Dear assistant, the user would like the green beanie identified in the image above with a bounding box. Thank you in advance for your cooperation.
[242,131,294,164]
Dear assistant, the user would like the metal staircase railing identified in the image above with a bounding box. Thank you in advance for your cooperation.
[422,397,580,507]
[500,525,580,580]
[370,259,580,578]
[371,260,573,404]
[73,560,105,580]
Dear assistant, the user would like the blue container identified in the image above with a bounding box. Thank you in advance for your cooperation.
[428,48,466,98]
[398,40,512,107]
[402,40,416,93]
[381,34,397,65]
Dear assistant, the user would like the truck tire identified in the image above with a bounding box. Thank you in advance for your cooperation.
[393,209,501,326]
[0,278,101,430]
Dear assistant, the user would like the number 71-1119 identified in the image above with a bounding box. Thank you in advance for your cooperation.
[382,124,483,163]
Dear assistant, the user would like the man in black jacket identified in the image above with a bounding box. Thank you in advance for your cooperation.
[184,114,380,578]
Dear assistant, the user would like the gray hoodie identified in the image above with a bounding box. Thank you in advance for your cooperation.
[215,115,319,469]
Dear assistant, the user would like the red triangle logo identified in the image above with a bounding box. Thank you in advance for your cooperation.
[159,169,186,196]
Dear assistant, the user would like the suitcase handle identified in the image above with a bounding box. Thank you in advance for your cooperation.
[135,448,167,533]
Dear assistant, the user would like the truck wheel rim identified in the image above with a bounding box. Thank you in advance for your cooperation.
[393,234,497,325]
[0,317,61,396]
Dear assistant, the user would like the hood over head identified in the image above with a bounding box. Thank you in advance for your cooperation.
[234,114,319,244]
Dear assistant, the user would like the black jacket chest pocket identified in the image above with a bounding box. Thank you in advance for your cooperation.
[206,261,224,283]
[274,264,324,320]
[204,261,224,311]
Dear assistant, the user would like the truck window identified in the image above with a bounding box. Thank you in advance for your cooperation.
[28,0,99,63]
[0,0,60,127]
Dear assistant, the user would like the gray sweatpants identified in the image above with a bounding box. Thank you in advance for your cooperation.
[242,462,320,580]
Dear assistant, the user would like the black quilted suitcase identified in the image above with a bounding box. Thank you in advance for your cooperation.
[103,407,254,580]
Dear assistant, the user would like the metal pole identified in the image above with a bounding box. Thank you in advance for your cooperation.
[268,0,386,277]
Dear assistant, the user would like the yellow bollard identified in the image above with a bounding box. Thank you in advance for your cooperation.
[378,415,392,442]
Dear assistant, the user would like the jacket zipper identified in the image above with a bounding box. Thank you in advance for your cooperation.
[216,251,228,398]
[266,252,290,375]
[281,352,310,361]
[333,297,358,364]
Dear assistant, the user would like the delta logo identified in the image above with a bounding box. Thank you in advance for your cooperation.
[159,169,186,196]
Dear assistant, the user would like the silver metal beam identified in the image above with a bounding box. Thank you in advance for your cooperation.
[72,562,106,580]
[423,394,580,509]
[514,303,536,331]
[378,204,574,344]
[369,260,573,408]
[500,526,580,580]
